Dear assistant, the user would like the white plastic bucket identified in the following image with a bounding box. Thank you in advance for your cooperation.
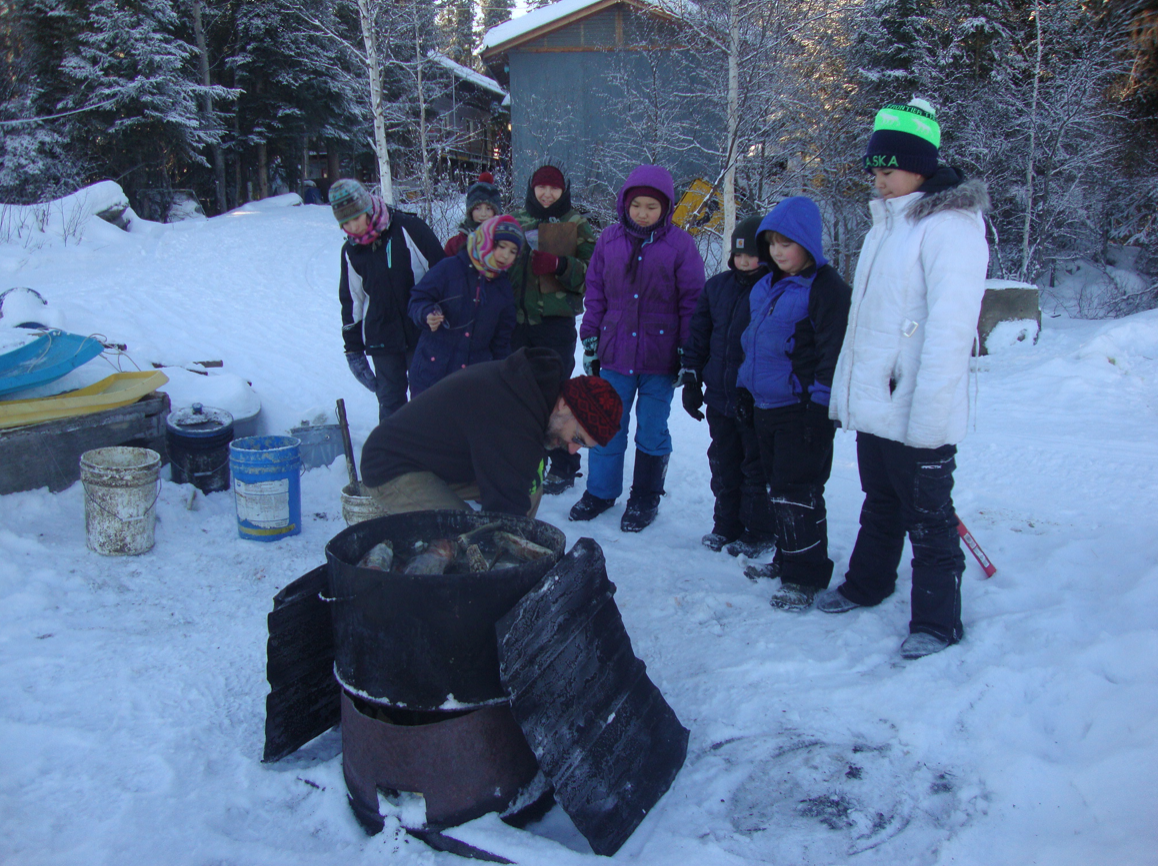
[80,447,162,556]
[340,482,389,526]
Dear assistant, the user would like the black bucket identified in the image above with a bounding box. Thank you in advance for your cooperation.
[324,510,566,711]
[166,403,234,493]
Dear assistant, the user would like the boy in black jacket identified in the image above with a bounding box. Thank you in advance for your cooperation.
[678,216,777,558]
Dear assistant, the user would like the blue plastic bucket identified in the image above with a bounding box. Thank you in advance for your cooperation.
[229,435,302,541]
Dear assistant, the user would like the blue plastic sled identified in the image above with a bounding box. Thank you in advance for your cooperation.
[0,329,105,398]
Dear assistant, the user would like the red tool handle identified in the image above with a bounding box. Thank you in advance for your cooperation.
[957,517,996,578]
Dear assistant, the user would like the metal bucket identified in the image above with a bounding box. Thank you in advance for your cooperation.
[291,423,343,470]
[80,447,162,556]
[167,402,233,493]
[229,435,302,541]
[324,510,566,710]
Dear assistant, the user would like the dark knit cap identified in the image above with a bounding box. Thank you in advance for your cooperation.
[560,376,623,447]
[731,215,763,256]
[465,171,502,216]
[531,165,565,190]
[624,185,669,211]
[330,178,373,224]
[863,99,941,177]
[491,215,525,251]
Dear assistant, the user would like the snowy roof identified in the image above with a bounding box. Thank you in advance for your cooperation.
[481,0,690,53]
[427,51,507,98]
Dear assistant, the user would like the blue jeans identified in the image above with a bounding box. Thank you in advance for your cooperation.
[586,369,674,500]
[371,351,412,424]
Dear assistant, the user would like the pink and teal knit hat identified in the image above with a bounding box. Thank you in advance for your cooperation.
[466,215,524,277]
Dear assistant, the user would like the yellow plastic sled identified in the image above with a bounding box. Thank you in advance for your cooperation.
[0,370,168,430]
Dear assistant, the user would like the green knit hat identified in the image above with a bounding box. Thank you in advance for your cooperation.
[863,98,941,176]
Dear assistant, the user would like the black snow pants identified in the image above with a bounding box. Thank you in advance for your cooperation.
[511,317,580,479]
[705,406,773,540]
[839,432,965,644]
[753,404,835,590]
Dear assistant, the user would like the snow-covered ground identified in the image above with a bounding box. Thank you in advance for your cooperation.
[1,193,1156,866]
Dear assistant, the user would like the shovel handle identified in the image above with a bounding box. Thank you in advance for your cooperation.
[336,398,359,492]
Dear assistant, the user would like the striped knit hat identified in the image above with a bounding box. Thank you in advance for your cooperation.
[863,98,941,177]
[466,215,524,278]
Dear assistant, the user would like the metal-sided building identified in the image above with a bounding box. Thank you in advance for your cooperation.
[480,0,721,205]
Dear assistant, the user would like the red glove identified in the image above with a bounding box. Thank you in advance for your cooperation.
[531,250,561,276]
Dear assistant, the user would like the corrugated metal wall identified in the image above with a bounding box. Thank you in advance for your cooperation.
[507,7,718,211]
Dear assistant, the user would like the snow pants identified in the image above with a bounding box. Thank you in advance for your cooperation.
[511,317,580,479]
[752,404,834,590]
[586,369,673,501]
[838,432,965,644]
[371,350,412,424]
[705,406,773,540]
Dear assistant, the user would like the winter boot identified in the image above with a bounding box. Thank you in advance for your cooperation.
[900,632,951,659]
[620,451,669,533]
[725,531,778,558]
[702,530,740,552]
[815,587,862,614]
[769,582,819,611]
[569,491,616,521]
[543,450,582,495]
[743,558,782,581]
[543,470,581,496]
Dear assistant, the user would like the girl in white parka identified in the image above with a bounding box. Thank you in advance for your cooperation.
[817,99,990,659]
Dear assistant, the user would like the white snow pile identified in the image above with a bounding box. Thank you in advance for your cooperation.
[1,191,1156,866]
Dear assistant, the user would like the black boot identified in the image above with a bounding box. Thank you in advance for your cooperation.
[621,451,669,532]
[543,449,582,495]
[570,490,616,521]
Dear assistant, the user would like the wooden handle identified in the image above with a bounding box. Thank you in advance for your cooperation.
[336,398,359,493]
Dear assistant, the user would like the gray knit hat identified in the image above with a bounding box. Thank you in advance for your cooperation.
[330,178,373,225]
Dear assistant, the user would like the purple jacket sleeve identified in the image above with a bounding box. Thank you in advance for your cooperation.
[579,235,609,343]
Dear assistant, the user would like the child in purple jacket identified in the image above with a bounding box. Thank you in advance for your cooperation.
[571,165,706,531]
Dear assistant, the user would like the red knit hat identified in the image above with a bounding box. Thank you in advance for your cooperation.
[531,165,565,190]
[560,376,623,446]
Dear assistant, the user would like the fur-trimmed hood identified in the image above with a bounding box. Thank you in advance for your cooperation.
[907,176,990,223]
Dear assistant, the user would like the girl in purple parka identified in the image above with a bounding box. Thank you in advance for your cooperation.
[570,165,706,531]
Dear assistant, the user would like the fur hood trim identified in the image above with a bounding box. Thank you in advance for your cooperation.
[907,179,990,223]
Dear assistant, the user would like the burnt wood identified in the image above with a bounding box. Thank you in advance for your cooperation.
[496,537,690,857]
[263,565,340,763]
[0,392,169,495]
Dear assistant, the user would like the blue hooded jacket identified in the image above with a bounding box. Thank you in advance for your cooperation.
[736,197,851,409]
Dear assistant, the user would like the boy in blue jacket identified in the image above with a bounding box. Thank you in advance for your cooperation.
[735,197,851,610]
[679,215,776,556]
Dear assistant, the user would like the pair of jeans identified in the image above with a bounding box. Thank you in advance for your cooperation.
[511,318,581,478]
[585,369,674,501]
[839,432,965,643]
[371,351,412,424]
[753,404,835,590]
[705,406,772,539]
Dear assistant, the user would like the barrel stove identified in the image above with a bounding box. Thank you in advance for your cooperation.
[322,510,566,832]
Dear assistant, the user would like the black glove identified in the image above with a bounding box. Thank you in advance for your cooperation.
[582,336,600,377]
[346,352,377,392]
[681,378,704,421]
[734,387,755,428]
